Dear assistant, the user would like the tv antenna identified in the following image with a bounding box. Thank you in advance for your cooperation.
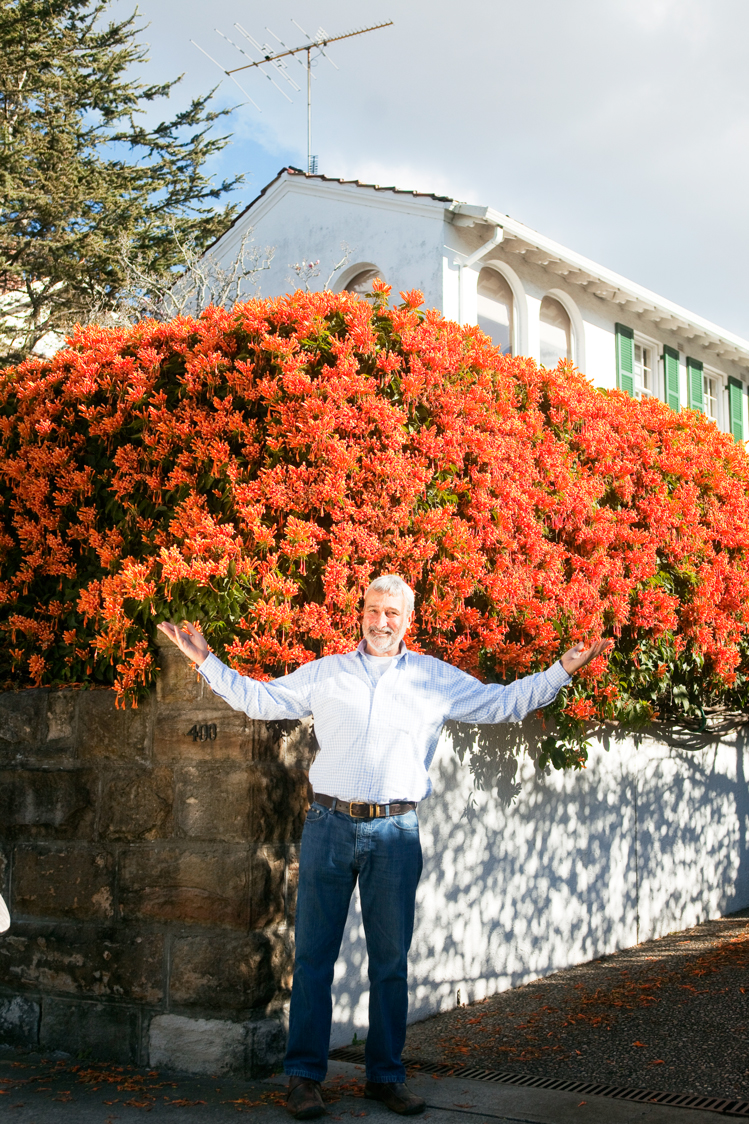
[191,20,393,175]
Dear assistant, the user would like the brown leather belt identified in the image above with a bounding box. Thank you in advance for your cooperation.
[314,792,417,819]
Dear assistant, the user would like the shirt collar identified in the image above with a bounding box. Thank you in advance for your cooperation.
[355,639,409,663]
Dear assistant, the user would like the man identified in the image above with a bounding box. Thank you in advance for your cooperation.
[159,575,610,1119]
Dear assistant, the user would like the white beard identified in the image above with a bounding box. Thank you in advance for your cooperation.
[364,627,400,653]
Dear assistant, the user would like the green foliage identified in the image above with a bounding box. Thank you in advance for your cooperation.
[0,0,241,359]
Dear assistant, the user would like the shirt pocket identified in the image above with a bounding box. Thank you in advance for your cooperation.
[389,691,439,739]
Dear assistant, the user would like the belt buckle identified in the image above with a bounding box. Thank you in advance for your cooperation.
[349,801,371,819]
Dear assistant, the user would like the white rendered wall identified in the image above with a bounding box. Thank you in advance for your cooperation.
[524,295,543,366]
[329,721,749,1046]
[583,318,617,391]
[212,180,446,311]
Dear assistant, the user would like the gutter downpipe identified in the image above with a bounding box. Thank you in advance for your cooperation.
[458,223,504,325]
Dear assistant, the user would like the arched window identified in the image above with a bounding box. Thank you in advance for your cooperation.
[477,268,514,355]
[539,296,571,368]
[345,268,382,295]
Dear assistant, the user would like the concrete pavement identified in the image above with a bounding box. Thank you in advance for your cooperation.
[0,1052,731,1123]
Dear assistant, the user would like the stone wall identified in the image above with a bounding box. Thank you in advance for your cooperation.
[0,639,313,1075]
[3,643,747,1073]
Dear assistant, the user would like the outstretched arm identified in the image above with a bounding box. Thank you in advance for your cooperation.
[446,637,614,725]
[156,619,313,722]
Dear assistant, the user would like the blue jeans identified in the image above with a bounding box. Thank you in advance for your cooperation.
[284,802,423,1083]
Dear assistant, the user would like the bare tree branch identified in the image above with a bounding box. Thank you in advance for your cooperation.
[287,242,354,293]
[84,223,275,327]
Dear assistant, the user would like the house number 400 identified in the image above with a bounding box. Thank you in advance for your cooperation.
[188,723,218,742]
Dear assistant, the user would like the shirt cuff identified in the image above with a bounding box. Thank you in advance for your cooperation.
[198,651,226,686]
[545,659,572,692]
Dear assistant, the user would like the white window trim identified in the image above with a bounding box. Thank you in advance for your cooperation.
[702,364,724,428]
[632,330,661,401]
[476,260,528,357]
[542,288,586,372]
[335,262,384,294]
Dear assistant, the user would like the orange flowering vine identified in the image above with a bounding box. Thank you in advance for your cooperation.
[1,285,749,768]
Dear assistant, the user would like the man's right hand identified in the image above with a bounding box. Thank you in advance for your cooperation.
[157,621,210,667]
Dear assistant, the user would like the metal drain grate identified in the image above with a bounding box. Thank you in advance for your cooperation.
[329,1046,749,1117]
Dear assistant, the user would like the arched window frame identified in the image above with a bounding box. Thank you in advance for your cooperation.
[476,261,527,357]
[335,262,384,294]
[540,288,585,371]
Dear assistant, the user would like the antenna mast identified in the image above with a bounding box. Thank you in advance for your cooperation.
[193,20,393,175]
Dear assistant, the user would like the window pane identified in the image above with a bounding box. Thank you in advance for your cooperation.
[345,268,381,295]
[477,268,513,355]
[634,343,653,395]
[704,374,719,420]
[539,296,571,368]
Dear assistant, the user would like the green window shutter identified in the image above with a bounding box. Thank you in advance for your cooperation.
[663,346,680,411]
[728,377,744,441]
[687,357,704,411]
[615,323,634,396]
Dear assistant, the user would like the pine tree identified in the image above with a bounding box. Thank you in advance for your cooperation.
[0,0,242,360]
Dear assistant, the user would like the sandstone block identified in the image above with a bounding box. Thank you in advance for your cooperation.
[13,847,114,922]
[282,717,318,770]
[0,690,45,759]
[149,1013,246,1075]
[175,766,252,841]
[77,691,151,762]
[40,996,140,1064]
[286,846,300,927]
[249,846,286,929]
[155,643,212,705]
[243,719,287,763]
[0,768,97,841]
[0,924,163,1003]
[250,1016,287,1076]
[45,691,77,751]
[170,931,293,1010]
[249,765,309,844]
[0,994,40,1046]
[100,767,173,841]
[0,691,77,764]
[154,705,248,764]
[119,845,249,928]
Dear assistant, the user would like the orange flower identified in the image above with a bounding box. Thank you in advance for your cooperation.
[0,288,747,762]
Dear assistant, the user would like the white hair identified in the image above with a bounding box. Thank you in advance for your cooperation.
[364,574,415,615]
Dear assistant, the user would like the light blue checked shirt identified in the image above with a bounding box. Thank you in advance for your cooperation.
[199,642,570,803]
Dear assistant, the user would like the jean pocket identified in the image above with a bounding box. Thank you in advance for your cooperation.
[305,802,330,824]
[391,809,419,831]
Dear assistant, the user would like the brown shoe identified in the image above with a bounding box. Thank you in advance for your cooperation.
[364,1081,425,1115]
[287,1075,325,1119]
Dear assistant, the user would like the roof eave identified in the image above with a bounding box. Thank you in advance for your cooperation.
[448,203,749,363]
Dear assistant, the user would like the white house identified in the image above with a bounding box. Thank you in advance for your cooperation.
[210,165,749,441]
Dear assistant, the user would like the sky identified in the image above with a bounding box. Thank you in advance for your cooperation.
[108,0,749,339]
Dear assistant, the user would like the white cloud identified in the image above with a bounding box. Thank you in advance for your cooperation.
[619,0,707,36]
[107,0,749,338]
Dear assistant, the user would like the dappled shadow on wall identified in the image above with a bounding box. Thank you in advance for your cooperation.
[631,720,749,933]
[329,716,748,1044]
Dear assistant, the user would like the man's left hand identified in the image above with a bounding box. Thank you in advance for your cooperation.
[560,638,614,676]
